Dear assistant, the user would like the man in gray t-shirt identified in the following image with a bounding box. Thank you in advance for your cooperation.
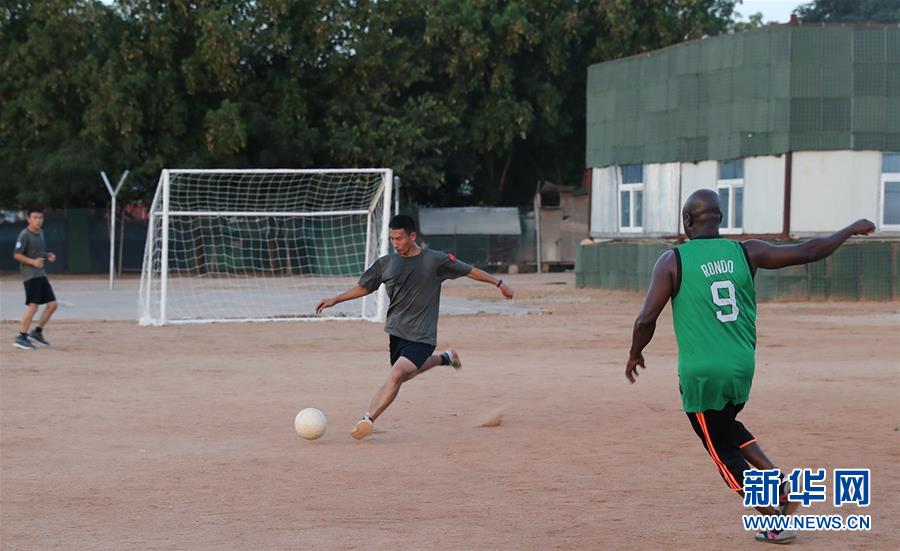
[12,209,58,350]
[316,214,514,440]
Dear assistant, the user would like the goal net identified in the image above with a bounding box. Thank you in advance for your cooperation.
[139,169,392,325]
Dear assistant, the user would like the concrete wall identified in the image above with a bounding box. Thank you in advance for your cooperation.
[791,150,881,235]
[590,167,618,235]
[590,151,896,238]
[677,157,786,234]
[743,156,785,234]
[643,163,680,236]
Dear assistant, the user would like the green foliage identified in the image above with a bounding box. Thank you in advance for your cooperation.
[795,0,900,23]
[0,0,743,208]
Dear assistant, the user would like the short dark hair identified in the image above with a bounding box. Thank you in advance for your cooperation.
[388,214,416,234]
[26,207,43,217]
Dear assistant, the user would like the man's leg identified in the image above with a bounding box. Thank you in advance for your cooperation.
[35,300,57,330]
[368,357,418,421]
[685,403,797,542]
[14,303,39,349]
[19,303,39,335]
[28,301,57,346]
[407,350,460,381]
[351,357,417,440]
[686,405,784,516]
[734,420,799,518]
[741,441,775,470]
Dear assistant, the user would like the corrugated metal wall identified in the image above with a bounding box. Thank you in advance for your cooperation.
[587,26,900,167]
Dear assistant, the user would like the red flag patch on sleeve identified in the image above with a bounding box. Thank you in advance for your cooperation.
[448,252,457,263]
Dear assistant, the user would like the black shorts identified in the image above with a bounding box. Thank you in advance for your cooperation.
[686,402,756,493]
[24,277,56,306]
[389,335,436,369]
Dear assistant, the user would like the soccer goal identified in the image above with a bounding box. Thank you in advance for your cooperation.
[139,169,392,325]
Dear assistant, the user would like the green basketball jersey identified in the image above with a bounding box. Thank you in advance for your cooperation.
[672,237,757,413]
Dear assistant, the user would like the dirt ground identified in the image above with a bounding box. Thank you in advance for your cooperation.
[1,274,898,550]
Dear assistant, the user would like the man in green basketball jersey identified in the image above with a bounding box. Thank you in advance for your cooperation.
[626,189,875,544]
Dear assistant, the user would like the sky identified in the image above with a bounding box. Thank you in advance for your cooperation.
[737,1,810,23]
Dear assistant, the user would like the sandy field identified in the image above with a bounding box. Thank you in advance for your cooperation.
[1,274,898,550]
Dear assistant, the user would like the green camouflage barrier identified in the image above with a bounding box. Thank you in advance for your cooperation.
[576,240,900,301]
[587,26,900,167]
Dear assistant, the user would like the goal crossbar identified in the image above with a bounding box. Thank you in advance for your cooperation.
[160,210,370,217]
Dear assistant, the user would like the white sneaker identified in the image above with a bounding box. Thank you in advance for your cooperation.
[351,417,374,440]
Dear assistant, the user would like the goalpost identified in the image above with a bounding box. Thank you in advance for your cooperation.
[139,169,393,325]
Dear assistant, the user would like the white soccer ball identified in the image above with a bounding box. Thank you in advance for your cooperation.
[294,408,327,440]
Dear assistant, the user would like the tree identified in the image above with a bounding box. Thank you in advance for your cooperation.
[0,0,113,207]
[1,0,748,209]
[795,0,900,23]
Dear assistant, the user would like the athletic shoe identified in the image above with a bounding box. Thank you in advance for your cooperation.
[29,331,50,346]
[754,529,797,544]
[445,349,462,369]
[13,334,36,350]
[351,417,374,440]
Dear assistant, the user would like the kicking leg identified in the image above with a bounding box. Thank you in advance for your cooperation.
[687,406,782,516]
[352,357,417,440]
[408,354,442,379]
[734,418,798,517]
[740,441,775,470]
[407,350,461,381]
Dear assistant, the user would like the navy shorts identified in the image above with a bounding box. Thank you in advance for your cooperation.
[24,276,56,305]
[389,335,436,369]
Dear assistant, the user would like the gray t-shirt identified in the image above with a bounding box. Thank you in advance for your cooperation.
[358,248,473,345]
[14,228,47,281]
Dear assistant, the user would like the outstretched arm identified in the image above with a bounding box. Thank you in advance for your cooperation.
[627,250,676,384]
[742,219,875,271]
[316,285,371,315]
[467,267,514,299]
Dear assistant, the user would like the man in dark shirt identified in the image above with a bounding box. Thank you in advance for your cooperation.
[317,215,514,439]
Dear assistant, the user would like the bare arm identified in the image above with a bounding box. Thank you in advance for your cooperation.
[626,250,676,384]
[743,219,875,271]
[14,252,43,268]
[467,267,514,299]
[316,285,371,315]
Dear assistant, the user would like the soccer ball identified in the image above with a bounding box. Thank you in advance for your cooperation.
[294,408,327,440]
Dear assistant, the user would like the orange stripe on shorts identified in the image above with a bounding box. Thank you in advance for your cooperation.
[697,412,741,492]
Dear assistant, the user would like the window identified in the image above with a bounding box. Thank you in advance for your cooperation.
[619,164,643,232]
[882,153,900,230]
[717,159,744,233]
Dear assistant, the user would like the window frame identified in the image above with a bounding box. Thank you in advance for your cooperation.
[618,165,644,233]
[881,153,900,231]
[717,159,744,235]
